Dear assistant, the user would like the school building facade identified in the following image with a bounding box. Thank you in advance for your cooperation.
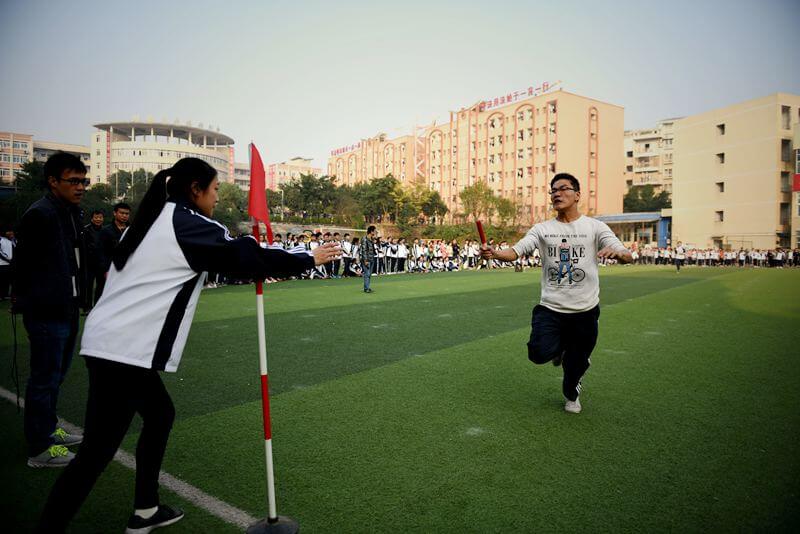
[671,93,800,250]
[327,86,625,225]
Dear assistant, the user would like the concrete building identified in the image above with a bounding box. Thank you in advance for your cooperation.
[623,118,678,196]
[328,86,625,224]
[267,157,322,190]
[793,123,800,248]
[233,162,251,191]
[672,93,800,250]
[33,140,92,176]
[0,132,33,184]
[91,120,235,185]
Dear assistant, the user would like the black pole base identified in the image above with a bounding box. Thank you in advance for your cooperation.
[246,516,299,534]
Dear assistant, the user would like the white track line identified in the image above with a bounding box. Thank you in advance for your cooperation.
[0,385,258,530]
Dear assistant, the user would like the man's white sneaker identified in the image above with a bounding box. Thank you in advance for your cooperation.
[564,398,582,414]
[51,427,83,446]
[27,445,75,468]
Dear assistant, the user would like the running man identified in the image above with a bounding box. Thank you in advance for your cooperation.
[481,173,632,413]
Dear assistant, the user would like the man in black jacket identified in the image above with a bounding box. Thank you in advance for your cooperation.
[13,152,88,467]
[98,202,130,276]
[83,209,105,306]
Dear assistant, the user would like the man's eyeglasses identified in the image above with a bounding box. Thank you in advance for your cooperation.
[60,178,91,186]
[549,186,576,195]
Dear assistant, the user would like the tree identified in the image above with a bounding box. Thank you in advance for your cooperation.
[108,170,132,199]
[332,186,362,226]
[81,183,115,222]
[459,181,495,221]
[421,190,449,223]
[279,174,337,220]
[215,182,247,231]
[623,185,671,212]
[494,197,518,228]
[0,160,45,226]
[351,175,399,223]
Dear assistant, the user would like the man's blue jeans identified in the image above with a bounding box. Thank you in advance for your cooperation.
[363,260,373,290]
[23,310,79,456]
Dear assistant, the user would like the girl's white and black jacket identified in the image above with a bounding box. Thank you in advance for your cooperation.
[80,200,314,372]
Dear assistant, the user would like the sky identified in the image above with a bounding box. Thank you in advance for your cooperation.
[1,0,799,169]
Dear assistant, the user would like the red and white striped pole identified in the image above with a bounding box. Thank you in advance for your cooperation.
[247,145,298,534]
[253,222,277,521]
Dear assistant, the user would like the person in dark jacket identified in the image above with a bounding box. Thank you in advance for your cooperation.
[98,202,130,275]
[13,152,89,468]
[83,209,105,306]
[359,225,377,293]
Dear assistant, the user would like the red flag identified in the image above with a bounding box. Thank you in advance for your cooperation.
[248,143,274,243]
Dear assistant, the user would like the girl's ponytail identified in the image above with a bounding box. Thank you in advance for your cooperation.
[112,157,217,271]
[112,169,171,270]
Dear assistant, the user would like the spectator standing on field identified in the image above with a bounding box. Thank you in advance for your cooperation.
[98,202,131,279]
[0,228,14,300]
[13,152,89,467]
[360,225,377,293]
[83,210,105,306]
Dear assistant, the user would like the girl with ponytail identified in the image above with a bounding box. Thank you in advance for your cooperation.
[38,157,340,533]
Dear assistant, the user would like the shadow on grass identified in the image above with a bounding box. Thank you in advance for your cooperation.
[0,273,709,426]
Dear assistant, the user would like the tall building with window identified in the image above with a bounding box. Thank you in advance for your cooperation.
[90,120,235,185]
[327,88,625,224]
[33,141,92,176]
[267,157,321,190]
[623,118,679,196]
[0,132,33,184]
[672,93,800,249]
[233,162,251,191]
[792,123,800,248]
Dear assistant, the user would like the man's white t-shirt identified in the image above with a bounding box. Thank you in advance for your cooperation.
[512,216,625,313]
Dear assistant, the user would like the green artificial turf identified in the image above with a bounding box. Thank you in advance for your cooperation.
[2,266,799,532]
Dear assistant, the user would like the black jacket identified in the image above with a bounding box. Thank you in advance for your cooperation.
[83,222,104,273]
[99,223,125,273]
[12,193,87,319]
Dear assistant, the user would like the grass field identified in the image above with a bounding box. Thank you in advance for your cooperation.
[2,265,800,533]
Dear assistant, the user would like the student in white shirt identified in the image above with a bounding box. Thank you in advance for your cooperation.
[481,173,631,414]
[675,241,686,272]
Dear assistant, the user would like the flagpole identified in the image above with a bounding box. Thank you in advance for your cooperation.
[247,143,299,534]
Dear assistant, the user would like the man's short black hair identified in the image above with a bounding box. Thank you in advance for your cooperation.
[550,172,580,192]
[344,233,350,237]
[91,209,104,216]
[113,202,131,212]
[274,233,282,239]
[43,152,87,187]
[367,225,376,234]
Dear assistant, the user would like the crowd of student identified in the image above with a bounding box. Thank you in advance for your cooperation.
[204,232,539,286]
[631,246,799,268]
[203,233,800,286]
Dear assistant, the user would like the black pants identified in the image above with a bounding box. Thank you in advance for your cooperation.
[331,259,341,277]
[0,264,10,299]
[86,269,105,306]
[37,357,175,532]
[527,304,600,401]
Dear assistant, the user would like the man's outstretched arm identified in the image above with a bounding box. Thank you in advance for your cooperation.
[480,245,518,262]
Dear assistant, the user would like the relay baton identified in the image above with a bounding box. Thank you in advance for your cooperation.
[476,220,487,246]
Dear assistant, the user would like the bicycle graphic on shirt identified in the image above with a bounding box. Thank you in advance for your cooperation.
[547,238,586,284]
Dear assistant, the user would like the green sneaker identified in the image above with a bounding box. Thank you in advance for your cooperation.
[52,427,83,446]
[27,445,75,468]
